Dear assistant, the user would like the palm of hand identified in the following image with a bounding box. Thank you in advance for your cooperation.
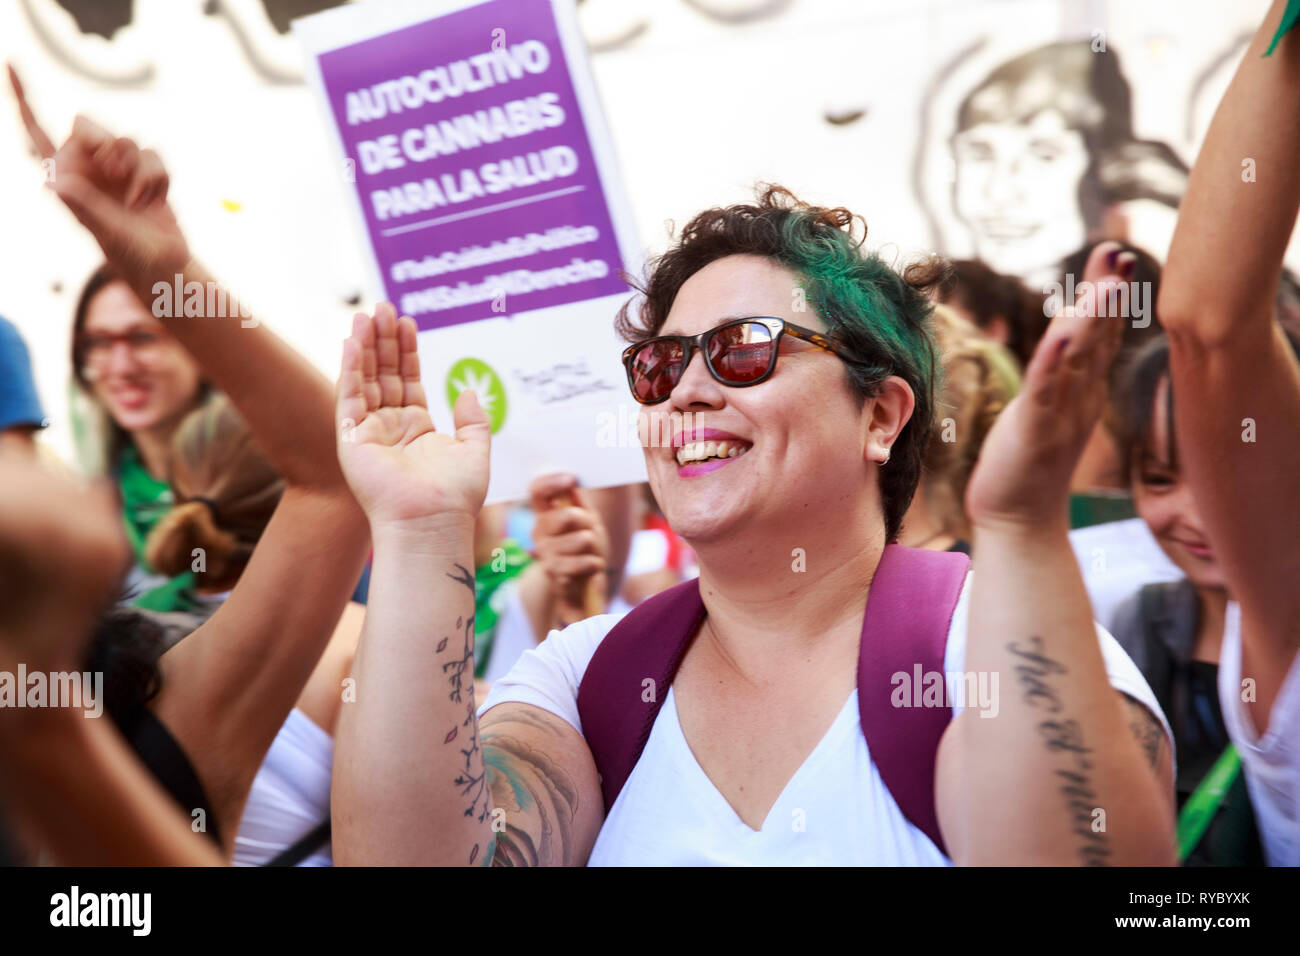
[341,404,487,525]
[965,383,1090,528]
[965,244,1126,531]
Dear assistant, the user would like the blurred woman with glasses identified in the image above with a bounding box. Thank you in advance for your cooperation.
[70,263,211,615]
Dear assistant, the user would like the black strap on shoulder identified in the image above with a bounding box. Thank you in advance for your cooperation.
[264,818,332,867]
[126,709,223,847]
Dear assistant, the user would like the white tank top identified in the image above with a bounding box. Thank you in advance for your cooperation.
[233,709,334,867]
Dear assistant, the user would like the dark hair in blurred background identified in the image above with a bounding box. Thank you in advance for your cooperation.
[1116,327,1300,482]
[937,259,1046,368]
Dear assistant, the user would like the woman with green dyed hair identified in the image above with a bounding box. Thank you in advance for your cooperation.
[333,186,1178,866]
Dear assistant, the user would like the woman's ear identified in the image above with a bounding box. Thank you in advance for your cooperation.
[860,376,915,465]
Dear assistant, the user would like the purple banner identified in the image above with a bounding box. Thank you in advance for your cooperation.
[316,0,627,331]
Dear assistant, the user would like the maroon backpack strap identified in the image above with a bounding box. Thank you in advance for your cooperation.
[576,578,706,812]
[858,544,970,858]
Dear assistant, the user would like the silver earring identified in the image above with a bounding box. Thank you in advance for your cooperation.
[879,450,890,465]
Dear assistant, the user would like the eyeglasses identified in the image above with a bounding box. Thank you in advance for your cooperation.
[79,329,167,371]
[621,316,857,405]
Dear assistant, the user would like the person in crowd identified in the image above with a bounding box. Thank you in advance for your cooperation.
[127,392,285,644]
[936,260,1045,370]
[0,451,224,866]
[132,392,608,862]
[1109,336,1284,865]
[0,315,48,456]
[1057,241,1166,495]
[144,394,283,598]
[331,185,1175,867]
[69,261,213,615]
[900,303,1020,554]
[1157,0,1300,867]
[471,476,618,686]
[614,484,698,609]
[10,69,371,860]
[130,390,359,866]
[0,314,50,863]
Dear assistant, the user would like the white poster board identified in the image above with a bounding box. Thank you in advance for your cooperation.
[295,0,647,503]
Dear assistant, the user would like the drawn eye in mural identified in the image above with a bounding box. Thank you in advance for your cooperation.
[680,0,794,25]
[20,0,350,87]
[577,0,650,53]
[577,0,790,54]
[903,38,1190,287]
[19,0,152,86]
[203,0,351,84]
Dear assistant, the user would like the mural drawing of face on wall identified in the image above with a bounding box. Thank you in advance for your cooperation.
[935,39,1188,285]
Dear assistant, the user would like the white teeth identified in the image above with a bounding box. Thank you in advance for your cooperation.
[675,440,751,466]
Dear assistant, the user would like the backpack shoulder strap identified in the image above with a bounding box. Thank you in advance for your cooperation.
[858,544,970,858]
[576,578,706,812]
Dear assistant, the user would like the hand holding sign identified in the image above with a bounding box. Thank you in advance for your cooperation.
[8,63,189,287]
[529,473,608,622]
[336,303,491,530]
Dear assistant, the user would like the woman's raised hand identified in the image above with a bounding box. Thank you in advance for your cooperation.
[965,241,1132,534]
[8,64,189,283]
[336,305,491,530]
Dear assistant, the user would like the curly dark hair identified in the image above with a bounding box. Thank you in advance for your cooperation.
[938,259,1047,369]
[82,607,166,730]
[615,184,946,542]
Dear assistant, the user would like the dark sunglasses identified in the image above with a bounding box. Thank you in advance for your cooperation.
[621,316,856,405]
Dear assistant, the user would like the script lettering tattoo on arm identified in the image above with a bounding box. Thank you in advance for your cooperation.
[1007,636,1111,866]
[1119,693,1166,770]
[482,707,584,867]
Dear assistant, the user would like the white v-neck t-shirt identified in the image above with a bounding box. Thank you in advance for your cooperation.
[1218,601,1300,866]
[478,573,1171,865]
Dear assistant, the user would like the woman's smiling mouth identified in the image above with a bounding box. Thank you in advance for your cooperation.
[671,428,753,476]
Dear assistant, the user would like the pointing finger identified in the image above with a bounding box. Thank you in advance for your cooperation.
[8,63,56,159]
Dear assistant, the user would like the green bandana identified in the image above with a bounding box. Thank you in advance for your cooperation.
[117,446,199,613]
[473,538,533,679]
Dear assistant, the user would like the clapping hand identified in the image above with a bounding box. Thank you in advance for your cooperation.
[335,305,491,532]
[966,242,1132,534]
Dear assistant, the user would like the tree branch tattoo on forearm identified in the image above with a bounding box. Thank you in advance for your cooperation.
[437,562,489,864]
[1006,636,1110,866]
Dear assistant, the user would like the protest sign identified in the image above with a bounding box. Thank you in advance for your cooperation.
[296,0,646,503]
